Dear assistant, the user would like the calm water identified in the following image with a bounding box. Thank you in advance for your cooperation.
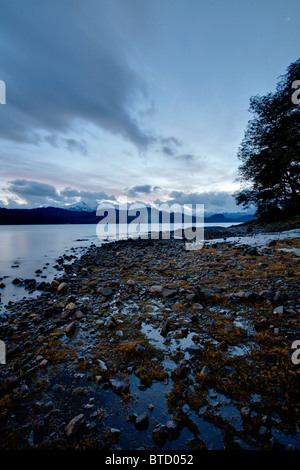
[0,223,239,310]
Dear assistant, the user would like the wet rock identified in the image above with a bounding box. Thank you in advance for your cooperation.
[259,289,274,300]
[149,285,163,294]
[65,302,76,311]
[199,365,210,379]
[65,413,85,436]
[134,412,149,430]
[110,373,130,394]
[135,343,146,354]
[166,419,180,437]
[152,424,168,447]
[240,406,251,418]
[74,310,84,319]
[99,287,114,298]
[57,282,68,293]
[273,305,284,314]
[97,359,108,372]
[171,364,188,380]
[162,288,178,298]
[160,320,169,336]
[233,291,246,299]
[109,428,121,439]
[65,322,76,335]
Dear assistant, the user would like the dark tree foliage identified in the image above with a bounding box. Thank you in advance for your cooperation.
[235,59,300,220]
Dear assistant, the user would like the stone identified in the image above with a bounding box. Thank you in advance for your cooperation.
[162,288,178,298]
[109,428,121,438]
[97,359,107,371]
[160,320,169,336]
[65,302,76,310]
[149,285,163,294]
[199,366,210,379]
[166,419,180,436]
[240,406,251,418]
[57,282,68,293]
[100,287,114,298]
[135,343,146,354]
[171,365,188,380]
[65,414,85,436]
[152,425,168,446]
[110,373,130,394]
[65,322,76,335]
[74,310,84,319]
[273,305,284,314]
[134,412,149,430]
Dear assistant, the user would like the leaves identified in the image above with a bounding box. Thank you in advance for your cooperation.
[235,59,300,218]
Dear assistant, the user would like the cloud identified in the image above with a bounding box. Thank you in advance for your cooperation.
[155,190,243,213]
[4,179,116,208]
[126,184,160,198]
[63,139,88,156]
[60,187,116,202]
[0,1,153,150]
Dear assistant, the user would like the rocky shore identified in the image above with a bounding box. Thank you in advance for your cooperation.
[0,225,299,450]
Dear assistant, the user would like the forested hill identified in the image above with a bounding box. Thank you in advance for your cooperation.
[0,206,255,225]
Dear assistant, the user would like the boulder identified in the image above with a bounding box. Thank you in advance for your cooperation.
[65,414,85,436]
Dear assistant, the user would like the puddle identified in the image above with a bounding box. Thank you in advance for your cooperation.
[277,247,300,258]
[201,389,243,432]
[205,228,300,249]
[141,322,201,363]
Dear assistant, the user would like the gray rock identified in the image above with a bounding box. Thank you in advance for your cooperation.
[110,373,130,394]
[135,343,146,354]
[199,365,210,379]
[57,282,68,293]
[97,359,107,371]
[152,425,168,446]
[134,412,149,430]
[273,305,284,314]
[65,413,85,436]
[65,322,76,335]
[166,419,180,436]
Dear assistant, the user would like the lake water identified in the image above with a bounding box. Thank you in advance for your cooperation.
[0,222,240,310]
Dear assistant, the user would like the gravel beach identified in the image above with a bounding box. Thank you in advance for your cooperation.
[0,224,299,450]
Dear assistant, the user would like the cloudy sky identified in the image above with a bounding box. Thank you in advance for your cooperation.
[0,0,299,213]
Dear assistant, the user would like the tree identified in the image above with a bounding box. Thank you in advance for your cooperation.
[235,59,300,220]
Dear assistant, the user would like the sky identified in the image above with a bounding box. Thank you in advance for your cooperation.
[0,0,299,213]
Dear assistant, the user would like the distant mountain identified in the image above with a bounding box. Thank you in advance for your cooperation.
[204,213,255,223]
[0,205,256,225]
[66,201,98,212]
